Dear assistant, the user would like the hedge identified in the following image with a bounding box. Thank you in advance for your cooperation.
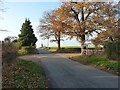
[104,41,120,60]
[2,42,17,63]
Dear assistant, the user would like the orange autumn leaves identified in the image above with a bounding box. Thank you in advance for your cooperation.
[39,1,119,49]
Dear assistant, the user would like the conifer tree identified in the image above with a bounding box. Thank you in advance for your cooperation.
[18,19,37,47]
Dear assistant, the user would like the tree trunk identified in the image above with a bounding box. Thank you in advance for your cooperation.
[57,32,61,50]
[81,35,85,55]
[57,39,60,50]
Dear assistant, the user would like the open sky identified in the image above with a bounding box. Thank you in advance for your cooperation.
[0,1,82,47]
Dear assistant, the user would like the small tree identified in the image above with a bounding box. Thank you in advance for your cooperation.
[4,37,11,43]
[18,19,37,47]
[39,10,68,50]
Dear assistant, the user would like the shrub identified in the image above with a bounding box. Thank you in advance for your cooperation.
[104,41,120,60]
[2,42,17,63]
[22,46,36,53]
[56,48,81,53]
[15,42,22,49]
[18,46,37,55]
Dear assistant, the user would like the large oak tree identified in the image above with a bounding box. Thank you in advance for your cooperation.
[56,1,118,54]
[92,22,119,46]
[91,2,119,46]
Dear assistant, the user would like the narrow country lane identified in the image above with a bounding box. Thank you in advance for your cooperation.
[19,49,119,88]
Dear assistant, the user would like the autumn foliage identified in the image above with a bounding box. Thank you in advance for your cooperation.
[39,1,119,54]
[39,10,68,50]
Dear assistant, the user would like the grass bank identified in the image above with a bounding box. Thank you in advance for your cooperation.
[3,58,48,88]
[71,55,120,75]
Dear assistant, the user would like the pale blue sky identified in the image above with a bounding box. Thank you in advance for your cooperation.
[0,2,83,47]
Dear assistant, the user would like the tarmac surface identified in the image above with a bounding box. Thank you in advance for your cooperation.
[20,49,119,88]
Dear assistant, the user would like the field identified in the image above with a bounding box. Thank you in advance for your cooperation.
[50,46,97,48]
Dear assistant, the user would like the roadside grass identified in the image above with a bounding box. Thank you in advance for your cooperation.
[71,55,120,75]
[3,58,48,88]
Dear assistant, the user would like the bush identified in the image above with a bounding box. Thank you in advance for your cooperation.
[22,46,36,53]
[15,42,22,49]
[56,48,81,53]
[2,42,17,63]
[18,46,37,55]
[104,41,120,60]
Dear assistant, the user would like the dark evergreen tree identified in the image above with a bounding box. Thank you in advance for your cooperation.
[18,19,37,47]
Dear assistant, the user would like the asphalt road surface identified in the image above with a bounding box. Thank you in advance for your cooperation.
[37,48,53,54]
[20,49,119,88]
[37,49,119,88]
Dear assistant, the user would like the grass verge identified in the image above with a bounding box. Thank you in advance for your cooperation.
[3,58,48,88]
[70,55,120,75]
